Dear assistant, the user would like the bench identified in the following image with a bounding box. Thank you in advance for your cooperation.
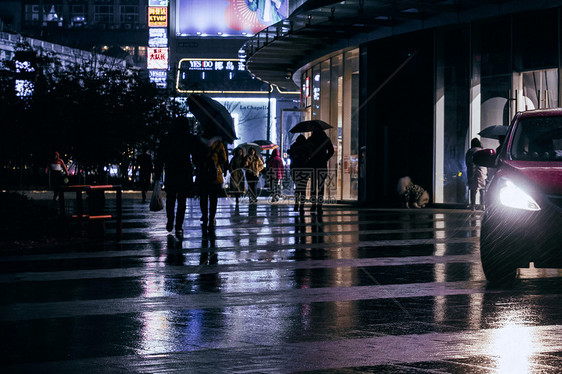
[59,185,122,239]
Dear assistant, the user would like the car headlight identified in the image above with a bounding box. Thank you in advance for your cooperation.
[499,179,540,211]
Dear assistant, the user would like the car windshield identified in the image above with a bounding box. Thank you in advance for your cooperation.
[511,116,562,161]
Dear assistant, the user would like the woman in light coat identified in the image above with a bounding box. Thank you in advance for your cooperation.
[245,147,264,203]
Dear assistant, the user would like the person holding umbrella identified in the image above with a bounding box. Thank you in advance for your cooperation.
[288,134,310,212]
[186,93,236,230]
[289,120,334,213]
[306,128,334,214]
[195,135,227,231]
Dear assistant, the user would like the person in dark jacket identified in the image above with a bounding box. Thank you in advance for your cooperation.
[265,148,285,202]
[465,137,487,209]
[155,117,196,237]
[306,129,334,214]
[194,136,227,231]
[288,135,310,212]
[229,147,247,206]
[135,147,153,203]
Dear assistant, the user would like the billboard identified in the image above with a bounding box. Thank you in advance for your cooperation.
[177,58,270,93]
[147,1,169,89]
[148,28,168,48]
[176,0,288,36]
[147,48,169,69]
[148,7,168,27]
[149,70,168,88]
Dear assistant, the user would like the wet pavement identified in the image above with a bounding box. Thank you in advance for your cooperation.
[1,195,562,373]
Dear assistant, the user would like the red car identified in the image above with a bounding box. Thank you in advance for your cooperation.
[474,108,562,282]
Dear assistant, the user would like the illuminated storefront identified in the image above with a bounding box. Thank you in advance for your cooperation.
[245,1,562,206]
[297,50,360,201]
[173,56,297,153]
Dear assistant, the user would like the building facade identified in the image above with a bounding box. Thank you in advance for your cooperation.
[1,1,301,157]
[0,0,149,67]
[244,0,562,206]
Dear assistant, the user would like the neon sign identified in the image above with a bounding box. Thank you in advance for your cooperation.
[148,28,168,48]
[177,58,270,93]
[147,48,169,69]
[148,7,168,27]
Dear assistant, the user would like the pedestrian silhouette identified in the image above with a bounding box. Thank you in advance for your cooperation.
[288,134,311,213]
[135,147,153,203]
[245,147,264,203]
[195,135,227,232]
[265,148,285,202]
[155,117,196,238]
[465,137,487,209]
[229,147,247,206]
[306,129,334,214]
[46,151,69,201]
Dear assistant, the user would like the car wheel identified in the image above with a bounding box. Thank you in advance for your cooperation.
[480,221,519,283]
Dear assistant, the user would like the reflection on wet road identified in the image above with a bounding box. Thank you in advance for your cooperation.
[1,199,562,373]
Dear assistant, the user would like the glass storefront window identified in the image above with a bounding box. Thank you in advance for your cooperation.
[343,49,359,200]
[297,49,359,201]
[331,54,343,200]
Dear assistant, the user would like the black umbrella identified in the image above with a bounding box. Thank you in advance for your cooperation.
[186,94,236,143]
[289,120,333,133]
[478,125,508,140]
[253,139,274,146]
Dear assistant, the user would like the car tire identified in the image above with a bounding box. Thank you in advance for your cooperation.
[480,221,519,283]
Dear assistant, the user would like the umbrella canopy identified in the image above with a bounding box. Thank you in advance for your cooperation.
[262,144,279,151]
[478,125,508,140]
[289,120,333,133]
[237,142,263,155]
[253,140,279,150]
[186,94,236,143]
[253,139,274,146]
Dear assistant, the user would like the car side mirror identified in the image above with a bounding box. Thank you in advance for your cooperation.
[473,149,497,168]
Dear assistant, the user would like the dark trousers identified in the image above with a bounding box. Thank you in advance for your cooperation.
[292,168,311,206]
[139,173,151,202]
[247,174,259,202]
[199,190,218,222]
[166,189,188,229]
[310,170,328,206]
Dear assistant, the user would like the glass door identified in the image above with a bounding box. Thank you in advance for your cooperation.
[515,69,559,111]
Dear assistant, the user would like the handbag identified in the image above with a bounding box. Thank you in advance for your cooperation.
[149,182,164,212]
